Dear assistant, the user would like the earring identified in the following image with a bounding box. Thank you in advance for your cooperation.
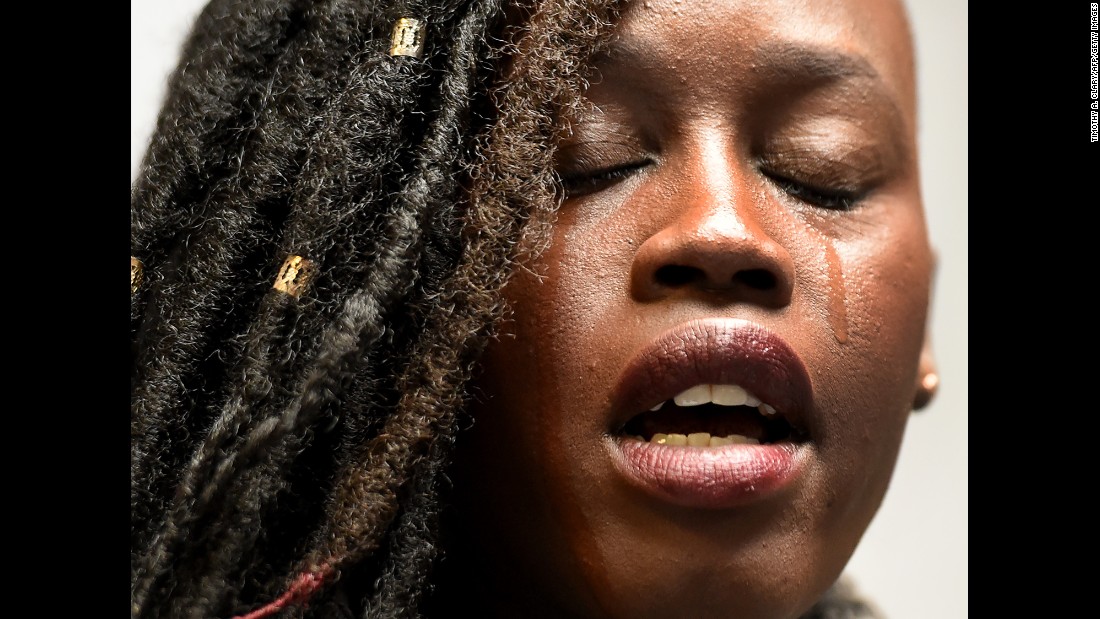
[912,371,939,410]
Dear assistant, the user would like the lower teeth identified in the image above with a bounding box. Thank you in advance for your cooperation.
[643,432,759,447]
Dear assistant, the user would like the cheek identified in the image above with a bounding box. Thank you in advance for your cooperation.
[840,210,932,402]
[449,228,639,615]
[450,313,587,609]
[808,206,932,514]
[509,214,645,431]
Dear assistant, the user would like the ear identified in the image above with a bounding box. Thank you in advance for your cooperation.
[911,328,938,411]
[912,249,939,411]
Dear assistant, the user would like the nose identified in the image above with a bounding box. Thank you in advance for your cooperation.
[630,151,795,308]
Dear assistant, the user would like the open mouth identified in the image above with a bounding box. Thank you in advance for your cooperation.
[617,383,799,447]
[606,320,813,508]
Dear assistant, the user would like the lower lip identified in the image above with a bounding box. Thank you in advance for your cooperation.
[609,438,806,509]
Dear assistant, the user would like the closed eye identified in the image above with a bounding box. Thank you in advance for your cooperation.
[762,171,862,211]
[558,160,651,198]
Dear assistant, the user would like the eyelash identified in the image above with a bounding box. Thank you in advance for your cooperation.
[557,159,865,211]
[763,171,861,211]
[558,161,650,198]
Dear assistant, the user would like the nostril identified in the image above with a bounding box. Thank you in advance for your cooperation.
[654,265,778,291]
[733,269,776,290]
[655,264,706,287]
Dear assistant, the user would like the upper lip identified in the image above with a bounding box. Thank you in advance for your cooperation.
[609,318,813,436]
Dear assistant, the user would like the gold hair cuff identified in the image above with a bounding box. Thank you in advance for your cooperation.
[390,17,426,58]
[273,255,317,298]
[131,257,144,296]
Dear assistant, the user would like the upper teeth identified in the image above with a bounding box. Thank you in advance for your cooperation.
[649,384,776,415]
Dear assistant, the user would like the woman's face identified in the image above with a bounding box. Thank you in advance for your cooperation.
[447,0,933,617]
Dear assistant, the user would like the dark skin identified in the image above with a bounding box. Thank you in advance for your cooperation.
[440,0,936,617]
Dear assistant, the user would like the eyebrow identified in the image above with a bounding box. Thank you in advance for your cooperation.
[754,43,884,82]
[593,37,909,146]
[598,38,893,98]
[754,43,908,134]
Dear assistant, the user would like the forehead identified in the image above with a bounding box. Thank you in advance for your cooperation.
[599,0,916,127]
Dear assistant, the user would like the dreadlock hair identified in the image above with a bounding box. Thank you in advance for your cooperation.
[131,0,624,616]
[130,1,886,617]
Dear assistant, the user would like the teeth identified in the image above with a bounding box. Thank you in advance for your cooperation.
[664,433,688,446]
[672,384,711,407]
[647,432,759,447]
[727,435,760,445]
[712,384,748,406]
[686,432,710,446]
[665,384,774,412]
[633,385,780,445]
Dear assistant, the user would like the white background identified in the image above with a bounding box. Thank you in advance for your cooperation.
[131,1,968,617]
